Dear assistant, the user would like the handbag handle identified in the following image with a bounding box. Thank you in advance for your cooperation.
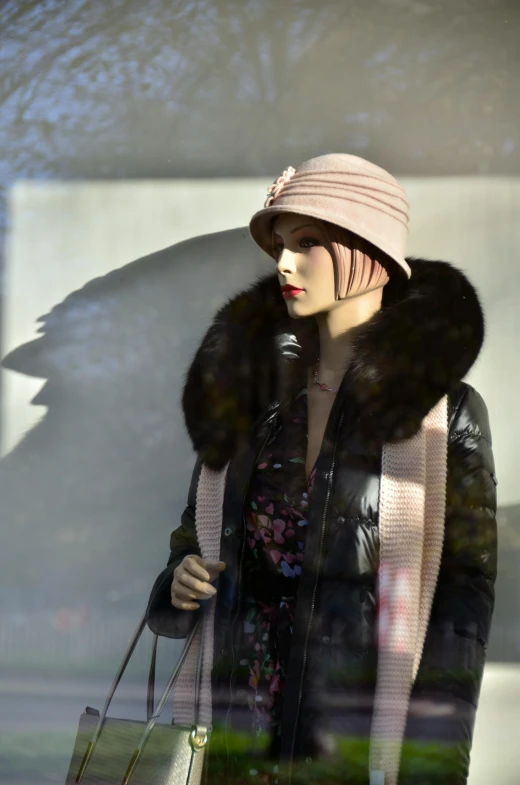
[146,634,158,721]
[75,604,207,784]
[146,622,204,722]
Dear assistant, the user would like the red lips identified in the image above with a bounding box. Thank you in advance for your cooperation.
[281,284,304,298]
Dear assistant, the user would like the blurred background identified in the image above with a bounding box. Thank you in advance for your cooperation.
[1,1,519,783]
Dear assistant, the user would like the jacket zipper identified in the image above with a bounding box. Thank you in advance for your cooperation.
[224,413,277,781]
[287,411,344,783]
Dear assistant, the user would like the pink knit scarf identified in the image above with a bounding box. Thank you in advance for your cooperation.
[172,395,448,785]
[369,394,448,784]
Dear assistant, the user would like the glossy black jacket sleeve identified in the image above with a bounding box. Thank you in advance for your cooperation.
[145,456,203,639]
[400,385,498,785]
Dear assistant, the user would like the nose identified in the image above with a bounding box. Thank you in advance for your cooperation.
[276,248,297,276]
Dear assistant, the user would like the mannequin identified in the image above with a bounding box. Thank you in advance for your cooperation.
[146,154,497,785]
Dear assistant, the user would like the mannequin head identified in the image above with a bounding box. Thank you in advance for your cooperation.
[272,212,390,319]
[249,154,411,283]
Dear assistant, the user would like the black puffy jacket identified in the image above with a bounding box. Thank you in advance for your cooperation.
[147,259,497,785]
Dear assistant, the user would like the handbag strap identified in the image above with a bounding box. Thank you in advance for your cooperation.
[147,634,158,721]
[147,613,207,724]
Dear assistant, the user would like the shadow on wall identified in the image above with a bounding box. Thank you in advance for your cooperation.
[0,227,269,613]
[0,230,519,663]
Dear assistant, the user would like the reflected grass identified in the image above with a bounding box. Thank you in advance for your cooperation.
[207,722,466,784]
[0,723,466,783]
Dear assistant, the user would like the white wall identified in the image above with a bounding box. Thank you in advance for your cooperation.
[469,664,519,785]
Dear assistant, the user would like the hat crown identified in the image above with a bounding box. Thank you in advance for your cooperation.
[296,153,406,190]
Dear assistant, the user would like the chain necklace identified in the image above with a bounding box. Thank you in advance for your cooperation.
[313,359,340,393]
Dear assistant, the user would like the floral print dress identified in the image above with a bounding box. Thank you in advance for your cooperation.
[215,385,317,784]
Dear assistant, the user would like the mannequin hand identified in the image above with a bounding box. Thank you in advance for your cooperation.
[171,555,226,610]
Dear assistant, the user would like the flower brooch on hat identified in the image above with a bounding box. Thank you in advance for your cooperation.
[264,166,296,208]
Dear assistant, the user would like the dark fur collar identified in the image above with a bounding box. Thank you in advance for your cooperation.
[182,258,484,469]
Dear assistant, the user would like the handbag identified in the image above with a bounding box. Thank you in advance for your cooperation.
[65,606,209,785]
[65,462,229,785]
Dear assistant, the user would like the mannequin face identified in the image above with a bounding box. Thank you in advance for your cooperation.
[272,214,338,319]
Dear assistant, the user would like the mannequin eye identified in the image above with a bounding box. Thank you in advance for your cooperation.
[299,236,319,247]
[271,236,319,258]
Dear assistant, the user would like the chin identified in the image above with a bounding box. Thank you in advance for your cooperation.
[284,301,309,319]
[285,299,328,319]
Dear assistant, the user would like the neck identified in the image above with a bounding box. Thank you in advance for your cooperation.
[314,286,384,383]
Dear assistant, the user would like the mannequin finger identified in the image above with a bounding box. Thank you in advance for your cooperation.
[172,582,199,601]
[178,572,217,597]
[171,594,200,610]
[184,556,210,582]
[200,559,227,581]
